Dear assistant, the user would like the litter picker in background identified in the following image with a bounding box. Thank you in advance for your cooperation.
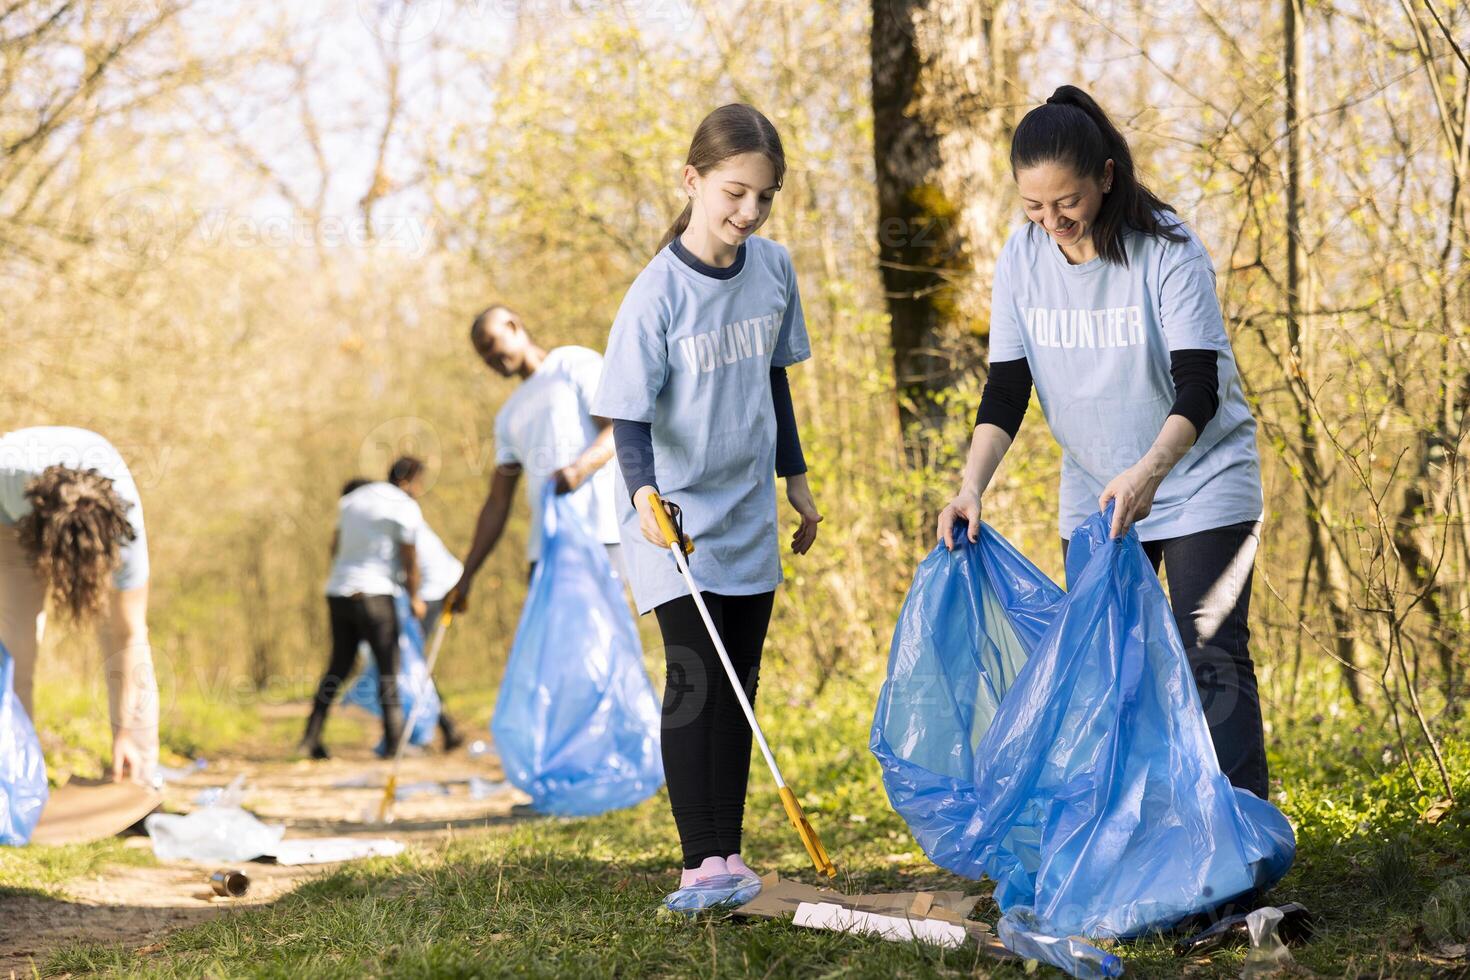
[378,590,457,823]
[647,491,836,878]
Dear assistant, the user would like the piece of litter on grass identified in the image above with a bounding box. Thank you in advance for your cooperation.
[153,765,197,783]
[468,777,509,799]
[145,806,285,863]
[193,774,248,808]
[332,773,380,789]
[264,838,405,865]
[468,739,492,758]
[394,780,451,801]
[793,901,968,948]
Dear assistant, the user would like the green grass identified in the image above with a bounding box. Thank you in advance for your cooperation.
[0,837,154,899]
[20,674,1470,977]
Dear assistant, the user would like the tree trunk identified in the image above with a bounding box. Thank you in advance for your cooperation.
[1283,0,1361,701]
[870,0,1018,457]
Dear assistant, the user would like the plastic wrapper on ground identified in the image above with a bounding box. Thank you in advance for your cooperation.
[145,806,286,862]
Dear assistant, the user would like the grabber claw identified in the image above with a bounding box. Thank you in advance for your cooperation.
[781,786,836,877]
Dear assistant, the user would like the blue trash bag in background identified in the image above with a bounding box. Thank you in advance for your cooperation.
[871,506,1295,947]
[1,639,48,846]
[491,486,663,816]
[342,590,441,749]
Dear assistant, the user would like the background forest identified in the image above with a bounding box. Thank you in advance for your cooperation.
[3,0,1470,975]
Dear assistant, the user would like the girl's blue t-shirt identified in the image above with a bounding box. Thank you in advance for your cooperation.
[593,235,811,614]
[989,218,1263,540]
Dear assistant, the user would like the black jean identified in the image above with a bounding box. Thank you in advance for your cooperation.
[305,594,402,747]
[1062,520,1269,799]
[653,590,775,869]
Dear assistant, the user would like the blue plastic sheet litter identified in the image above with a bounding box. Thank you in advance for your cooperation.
[1,639,48,846]
[871,507,1295,955]
[492,486,663,816]
[343,590,442,750]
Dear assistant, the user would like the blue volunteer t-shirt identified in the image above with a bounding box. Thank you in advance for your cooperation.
[592,235,811,614]
[989,217,1263,540]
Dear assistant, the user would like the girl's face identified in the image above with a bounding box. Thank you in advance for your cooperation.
[684,152,779,247]
[1014,159,1113,255]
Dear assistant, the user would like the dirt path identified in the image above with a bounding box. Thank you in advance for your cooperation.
[0,729,533,978]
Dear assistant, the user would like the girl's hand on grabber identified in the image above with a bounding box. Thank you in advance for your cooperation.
[785,473,822,555]
[633,485,676,548]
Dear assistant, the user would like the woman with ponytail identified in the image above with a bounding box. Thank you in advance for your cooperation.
[938,86,1270,799]
[0,427,158,783]
[592,103,822,911]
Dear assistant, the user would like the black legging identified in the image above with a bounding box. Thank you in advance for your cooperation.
[654,590,775,869]
[304,594,402,746]
[1062,520,1268,798]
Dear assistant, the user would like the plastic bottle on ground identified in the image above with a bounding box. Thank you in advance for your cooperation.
[997,910,1124,979]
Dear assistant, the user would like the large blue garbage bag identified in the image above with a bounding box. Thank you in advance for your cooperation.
[871,507,1295,941]
[1,640,48,846]
[491,486,663,816]
[343,590,442,748]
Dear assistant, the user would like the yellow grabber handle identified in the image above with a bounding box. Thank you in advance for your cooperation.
[646,490,694,555]
[379,588,457,822]
[780,786,836,877]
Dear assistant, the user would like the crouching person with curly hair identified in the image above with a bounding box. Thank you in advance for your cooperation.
[0,426,158,783]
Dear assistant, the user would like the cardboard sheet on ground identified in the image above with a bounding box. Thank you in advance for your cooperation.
[29,777,163,846]
[734,873,1006,955]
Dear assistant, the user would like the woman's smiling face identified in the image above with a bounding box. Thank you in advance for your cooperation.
[1015,159,1112,260]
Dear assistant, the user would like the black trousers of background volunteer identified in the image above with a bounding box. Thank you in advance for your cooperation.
[304,593,402,747]
[1061,520,1269,799]
[654,590,775,869]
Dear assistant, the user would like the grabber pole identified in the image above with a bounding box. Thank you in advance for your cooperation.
[378,590,457,823]
[647,492,835,877]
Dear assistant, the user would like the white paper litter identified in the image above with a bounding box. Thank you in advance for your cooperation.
[793,901,969,948]
[266,837,405,865]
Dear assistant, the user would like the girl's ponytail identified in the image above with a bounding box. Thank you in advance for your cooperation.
[657,104,786,256]
[1012,85,1185,265]
[658,200,694,254]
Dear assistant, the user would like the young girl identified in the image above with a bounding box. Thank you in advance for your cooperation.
[592,104,821,910]
[937,85,1270,799]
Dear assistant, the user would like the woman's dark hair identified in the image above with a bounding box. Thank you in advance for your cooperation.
[341,477,372,497]
[1010,85,1186,265]
[658,104,786,253]
[15,466,136,621]
[387,456,425,488]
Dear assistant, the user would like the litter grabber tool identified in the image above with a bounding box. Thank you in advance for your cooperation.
[378,590,456,823]
[647,491,836,878]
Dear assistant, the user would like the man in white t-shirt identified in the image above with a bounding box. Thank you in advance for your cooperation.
[451,304,622,610]
[387,456,465,751]
[301,480,425,760]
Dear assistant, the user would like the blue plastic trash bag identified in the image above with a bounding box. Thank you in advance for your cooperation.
[871,507,1295,947]
[343,590,441,749]
[1,639,48,846]
[492,486,663,816]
